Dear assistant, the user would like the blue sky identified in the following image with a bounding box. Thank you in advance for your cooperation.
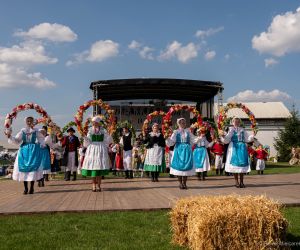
[0,0,299,140]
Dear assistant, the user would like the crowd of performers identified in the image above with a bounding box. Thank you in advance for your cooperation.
[5,115,268,194]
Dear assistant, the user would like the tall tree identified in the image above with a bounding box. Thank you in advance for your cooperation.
[274,106,300,161]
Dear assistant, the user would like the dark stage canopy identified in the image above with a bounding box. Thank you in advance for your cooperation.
[90,78,223,102]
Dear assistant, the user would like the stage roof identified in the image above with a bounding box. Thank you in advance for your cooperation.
[90,78,223,102]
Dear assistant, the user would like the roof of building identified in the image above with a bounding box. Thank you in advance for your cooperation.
[214,102,291,119]
[0,141,19,150]
[90,78,223,102]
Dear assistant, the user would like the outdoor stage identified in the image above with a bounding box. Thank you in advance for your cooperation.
[0,173,299,215]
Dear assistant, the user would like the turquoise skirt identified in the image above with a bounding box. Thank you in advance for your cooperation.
[171,143,193,171]
[18,143,42,172]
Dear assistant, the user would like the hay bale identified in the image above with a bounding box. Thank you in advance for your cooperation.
[169,197,200,246]
[170,195,288,250]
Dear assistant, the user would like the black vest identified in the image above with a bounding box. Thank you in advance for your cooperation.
[123,134,133,151]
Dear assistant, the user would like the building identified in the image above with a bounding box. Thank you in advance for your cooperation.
[0,141,19,153]
[90,78,223,129]
[214,102,291,157]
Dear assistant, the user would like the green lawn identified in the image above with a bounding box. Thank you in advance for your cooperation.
[283,207,300,246]
[0,208,299,250]
[0,210,184,250]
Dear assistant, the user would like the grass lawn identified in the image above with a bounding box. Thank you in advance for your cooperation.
[0,210,184,250]
[0,208,299,250]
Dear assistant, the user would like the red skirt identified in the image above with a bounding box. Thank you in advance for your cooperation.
[115,154,123,170]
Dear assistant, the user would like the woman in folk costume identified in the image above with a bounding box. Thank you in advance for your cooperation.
[143,123,166,182]
[221,117,254,188]
[255,144,268,175]
[120,126,134,179]
[38,128,51,187]
[6,116,44,194]
[82,116,113,192]
[62,127,80,181]
[166,118,196,189]
[193,126,211,181]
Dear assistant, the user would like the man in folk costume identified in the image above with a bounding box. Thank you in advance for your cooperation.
[120,126,134,179]
[62,127,80,181]
[6,116,44,194]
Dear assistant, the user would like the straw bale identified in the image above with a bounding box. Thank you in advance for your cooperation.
[170,195,288,250]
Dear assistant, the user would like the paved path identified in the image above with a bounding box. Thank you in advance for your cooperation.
[0,173,299,215]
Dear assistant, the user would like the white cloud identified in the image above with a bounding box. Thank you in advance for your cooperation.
[264,58,279,68]
[195,27,224,39]
[252,7,300,56]
[139,46,154,60]
[0,40,57,66]
[0,63,56,89]
[225,54,230,60]
[15,23,77,42]
[128,40,155,60]
[204,50,216,60]
[87,40,119,62]
[227,89,291,102]
[128,40,142,50]
[67,40,119,65]
[158,41,198,63]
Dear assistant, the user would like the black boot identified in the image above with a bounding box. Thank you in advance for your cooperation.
[197,172,201,180]
[151,172,155,182]
[155,172,159,182]
[65,171,71,181]
[216,169,219,175]
[130,170,133,179]
[38,179,42,187]
[182,176,188,189]
[125,170,129,179]
[202,172,206,181]
[41,177,45,187]
[220,169,224,175]
[29,181,34,194]
[23,181,28,195]
[44,174,49,181]
[178,176,183,189]
[72,172,77,181]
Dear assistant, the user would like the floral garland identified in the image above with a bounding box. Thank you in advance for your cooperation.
[190,120,216,137]
[74,99,116,137]
[162,105,203,138]
[3,102,63,140]
[62,121,77,134]
[36,117,63,139]
[4,102,50,135]
[142,110,166,136]
[217,102,258,135]
[112,120,136,143]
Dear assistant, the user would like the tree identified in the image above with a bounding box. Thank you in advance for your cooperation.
[274,106,300,161]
